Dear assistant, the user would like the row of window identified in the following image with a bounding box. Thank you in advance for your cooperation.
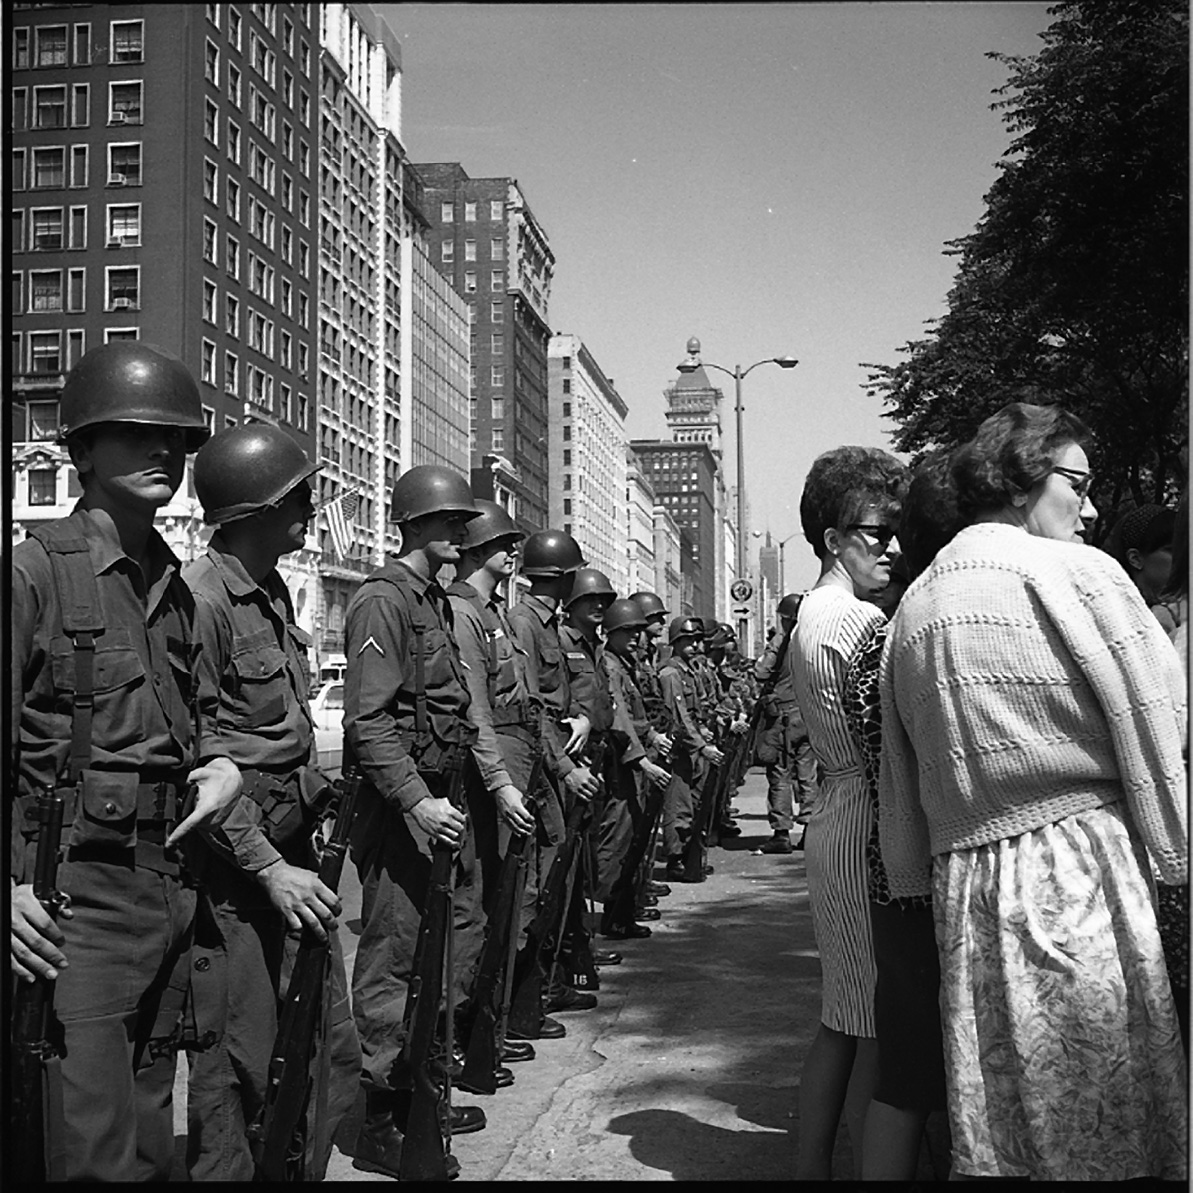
[13,21,143,70]
[206,4,312,75]
[441,238,504,264]
[201,223,312,328]
[13,327,130,378]
[442,200,504,224]
[12,82,144,131]
[13,143,142,190]
[205,38,310,126]
[197,335,309,430]
[199,277,310,374]
[14,203,141,253]
[205,104,311,179]
[13,264,141,312]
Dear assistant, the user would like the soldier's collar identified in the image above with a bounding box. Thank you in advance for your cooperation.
[204,537,262,598]
[69,504,176,579]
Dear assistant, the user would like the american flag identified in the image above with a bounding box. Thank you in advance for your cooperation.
[323,490,361,561]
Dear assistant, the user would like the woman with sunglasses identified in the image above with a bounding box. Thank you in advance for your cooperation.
[879,402,1188,1181]
[789,445,908,1178]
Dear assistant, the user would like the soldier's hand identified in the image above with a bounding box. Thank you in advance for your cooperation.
[702,744,726,767]
[256,860,341,939]
[653,733,674,760]
[495,785,536,836]
[562,714,592,757]
[639,760,671,789]
[564,765,599,802]
[167,757,243,847]
[730,717,750,736]
[10,882,72,984]
[411,795,467,849]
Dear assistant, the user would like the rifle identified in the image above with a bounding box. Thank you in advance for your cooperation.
[604,758,668,930]
[398,746,469,1183]
[249,765,363,1182]
[458,749,544,1095]
[681,725,723,882]
[10,789,69,1184]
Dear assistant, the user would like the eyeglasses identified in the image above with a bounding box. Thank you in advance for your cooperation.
[845,523,898,549]
[1051,466,1093,500]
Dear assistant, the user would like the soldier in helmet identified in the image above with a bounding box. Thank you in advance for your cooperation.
[10,342,242,1180]
[180,424,362,1179]
[444,500,537,1072]
[754,592,818,853]
[342,465,488,1177]
[658,617,725,882]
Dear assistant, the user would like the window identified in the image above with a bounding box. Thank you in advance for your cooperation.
[562,402,571,418]
[205,99,219,144]
[491,333,503,354]
[441,240,454,263]
[225,351,239,394]
[36,26,68,68]
[203,218,218,264]
[280,277,292,317]
[298,140,309,176]
[13,148,27,190]
[279,328,292,368]
[464,201,476,222]
[204,158,218,203]
[229,7,242,50]
[297,342,309,378]
[109,82,142,124]
[298,90,309,126]
[33,148,65,189]
[441,202,453,222]
[298,191,309,227]
[226,233,240,278]
[280,224,292,264]
[27,401,60,441]
[297,391,309,431]
[30,271,63,312]
[14,28,30,70]
[491,398,504,420]
[491,238,504,261]
[298,292,309,328]
[491,270,504,291]
[226,293,240,337]
[227,120,241,164]
[74,23,91,67]
[562,379,571,394]
[491,300,503,323]
[464,239,476,262]
[69,206,86,249]
[108,143,141,186]
[28,469,58,507]
[562,356,571,368]
[281,68,293,107]
[563,450,571,466]
[72,84,89,127]
[249,85,275,138]
[29,331,62,375]
[278,383,292,423]
[107,204,139,244]
[34,86,67,130]
[70,146,88,188]
[491,364,505,386]
[228,63,242,107]
[31,209,64,251]
[205,39,220,85]
[107,267,140,310]
[563,425,571,442]
[467,304,478,325]
[282,15,294,55]
[203,279,217,323]
[299,39,309,75]
[490,200,503,221]
[201,339,216,385]
[297,240,309,277]
[226,176,240,221]
[111,20,144,63]
[491,428,505,452]
[250,32,275,85]
[464,272,476,293]
[105,327,139,344]
[207,4,221,28]
[563,499,572,516]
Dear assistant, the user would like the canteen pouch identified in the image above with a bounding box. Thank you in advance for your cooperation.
[71,768,139,850]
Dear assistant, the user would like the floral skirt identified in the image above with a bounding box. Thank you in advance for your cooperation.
[934,803,1187,1181]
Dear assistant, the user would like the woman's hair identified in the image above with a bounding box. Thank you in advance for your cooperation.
[799,446,908,560]
[1160,488,1189,603]
[898,449,968,579]
[951,402,1094,519]
[1102,503,1177,572]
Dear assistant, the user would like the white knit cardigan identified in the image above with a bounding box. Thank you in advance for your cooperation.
[878,521,1188,898]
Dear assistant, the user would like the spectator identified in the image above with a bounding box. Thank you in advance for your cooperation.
[1103,502,1175,605]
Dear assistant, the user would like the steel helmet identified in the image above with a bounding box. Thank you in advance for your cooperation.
[777,592,805,620]
[564,567,617,608]
[668,616,705,644]
[629,591,669,620]
[389,465,479,524]
[520,529,585,577]
[194,423,321,526]
[707,623,736,649]
[459,498,524,552]
[602,598,648,634]
[57,341,209,450]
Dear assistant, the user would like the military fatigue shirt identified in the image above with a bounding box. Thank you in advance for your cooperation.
[658,656,713,755]
[508,594,576,779]
[557,623,615,735]
[446,579,531,794]
[605,650,661,767]
[754,630,806,734]
[344,559,471,813]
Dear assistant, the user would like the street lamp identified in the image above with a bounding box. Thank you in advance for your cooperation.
[677,336,798,654]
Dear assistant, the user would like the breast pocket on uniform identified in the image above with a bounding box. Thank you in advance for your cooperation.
[50,628,149,757]
[229,637,289,730]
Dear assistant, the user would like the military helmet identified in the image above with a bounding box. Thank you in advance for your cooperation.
[459,498,524,552]
[777,592,805,620]
[602,597,648,634]
[389,465,479,524]
[520,529,585,577]
[564,567,617,608]
[629,591,669,621]
[57,341,209,450]
[668,616,706,644]
[707,622,736,649]
[194,423,321,525]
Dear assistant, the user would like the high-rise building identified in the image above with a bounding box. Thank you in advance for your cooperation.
[651,502,684,615]
[758,530,779,596]
[626,449,657,600]
[548,334,628,594]
[413,163,553,533]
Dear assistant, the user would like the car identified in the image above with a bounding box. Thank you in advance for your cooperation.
[311,680,344,773]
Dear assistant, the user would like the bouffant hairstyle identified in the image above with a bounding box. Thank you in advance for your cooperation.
[898,449,968,580]
[800,446,908,560]
[951,402,1093,519]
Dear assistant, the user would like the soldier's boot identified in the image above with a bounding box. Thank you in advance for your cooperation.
[352,1091,407,1178]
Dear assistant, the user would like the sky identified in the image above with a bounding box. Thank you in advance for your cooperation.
[378,2,1054,592]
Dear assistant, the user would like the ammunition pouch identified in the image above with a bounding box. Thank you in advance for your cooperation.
[239,764,336,855]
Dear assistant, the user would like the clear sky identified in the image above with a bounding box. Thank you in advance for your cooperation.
[378,2,1053,592]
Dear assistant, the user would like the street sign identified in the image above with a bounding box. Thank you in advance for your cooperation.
[730,578,753,603]
[731,603,752,619]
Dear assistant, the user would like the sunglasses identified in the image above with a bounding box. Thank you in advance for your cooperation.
[845,523,898,549]
[1051,466,1093,500]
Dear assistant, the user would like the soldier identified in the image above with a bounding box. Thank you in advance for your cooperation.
[343,465,488,1178]
[600,599,673,938]
[754,592,818,853]
[658,618,725,883]
[445,499,538,1070]
[10,342,242,1180]
[704,623,751,835]
[181,424,362,1179]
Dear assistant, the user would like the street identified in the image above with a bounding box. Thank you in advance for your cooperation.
[171,769,944,1180]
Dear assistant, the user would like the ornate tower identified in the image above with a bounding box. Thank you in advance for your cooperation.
[663,337,724,460]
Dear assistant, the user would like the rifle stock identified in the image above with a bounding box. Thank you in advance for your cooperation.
[250,765,362,1182]
[605,764,667,928]
[10,789,68,1185]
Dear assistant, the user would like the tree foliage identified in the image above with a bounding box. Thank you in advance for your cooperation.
[865,0,1188,533]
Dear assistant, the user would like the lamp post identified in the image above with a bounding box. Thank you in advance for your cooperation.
[678,337,798,655]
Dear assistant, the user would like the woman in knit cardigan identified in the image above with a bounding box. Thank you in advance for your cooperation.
[878,403,1188,1181]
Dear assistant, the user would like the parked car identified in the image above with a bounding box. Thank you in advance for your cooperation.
[311,680,344,773]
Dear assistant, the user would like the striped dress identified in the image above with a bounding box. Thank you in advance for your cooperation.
[789,584,883,1037]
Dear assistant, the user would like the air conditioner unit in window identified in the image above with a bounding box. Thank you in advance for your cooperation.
[110,112,127,124]
[125,113,142,125]
[112,298,134,309]
[108,173,127,186]
[107,237,122,248]
[35,234,62,249]
[120,234,139,246]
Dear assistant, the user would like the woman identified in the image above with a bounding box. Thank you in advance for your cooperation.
[879,403,1188,1181]
[1103,502,1175,607]
[789,445,908,1179]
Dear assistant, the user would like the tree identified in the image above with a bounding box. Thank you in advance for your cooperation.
[866,0,1188,533]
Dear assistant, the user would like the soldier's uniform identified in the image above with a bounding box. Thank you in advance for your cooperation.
[182,529,361,1180]
[755,631,818,833]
